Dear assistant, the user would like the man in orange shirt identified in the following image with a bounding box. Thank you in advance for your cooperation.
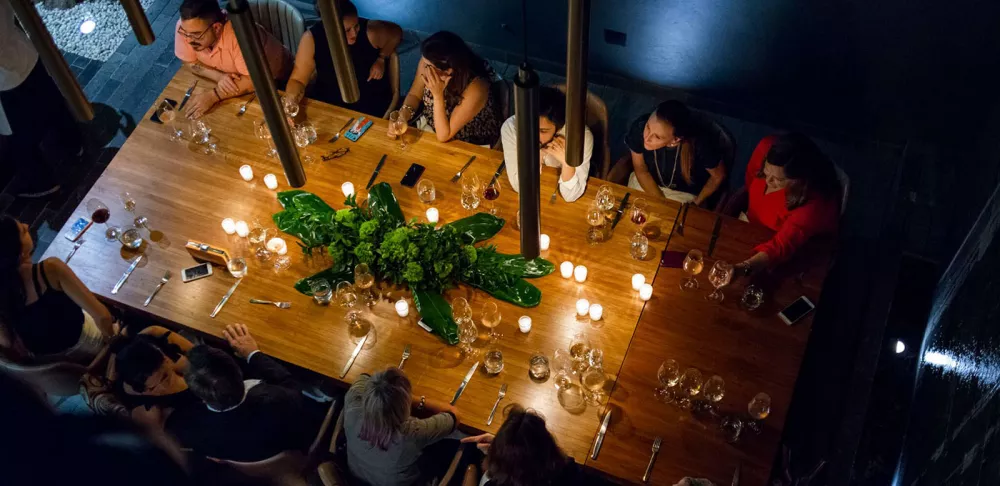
[174,0,293,119]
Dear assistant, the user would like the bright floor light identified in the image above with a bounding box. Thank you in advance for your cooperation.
[80,19,96,34]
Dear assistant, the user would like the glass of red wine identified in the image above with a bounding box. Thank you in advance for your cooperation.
[86,198,121,242]
[483,179,501,216]
[630,198,648,226]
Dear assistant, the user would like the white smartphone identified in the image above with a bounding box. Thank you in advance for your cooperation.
[778,296,815,326]
[64,217,92,242]
[181,262,213,283]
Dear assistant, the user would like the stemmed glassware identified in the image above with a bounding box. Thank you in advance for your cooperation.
[580,360,607,406]
[480,300,501,343]
[119,191,136,214]
[596,185,616,214]
[254,120,277,158]
[156,100,183,142]
[680,249,704,291]
[655,359,681,403]
[388,110,409,151]
[701,375,725,414]
[417,179,436,204]
[585,202,605,245]
[482,180,501,216]
[189,119,217,154]
[453,297,477,355]
[677,367,703,410]
[461,173,481,211]
[552,349,575,390]
[336,281,358,308]
[293,122,318,163]
[630,197,649,226]
[569,332,592,373]
[282,95,300,120]
[86,198,121,242]
[354,263,377,307]
[746,392,771,434]
[706,260,734,303]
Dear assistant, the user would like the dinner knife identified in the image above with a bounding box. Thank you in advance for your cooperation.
[590,408,612,459]
[329,117,355,142]
[487,161,506,188]
[111,255,143,294]
[340,332,369,378]
[450,156,476,183]
[450,361,479,405]
[708,216,723,257]
[177,80,198,111]
[611,192,631,229]
[366,154,387,189]
[677,202,690,235]
[210,278,242,318]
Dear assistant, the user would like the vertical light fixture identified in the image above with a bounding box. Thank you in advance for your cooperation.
[119,0,155,45]
[316,0,360,104]
[564,0,590,168]
[9,0,94,122]
[227,0,306,187]
[515,0,540,259]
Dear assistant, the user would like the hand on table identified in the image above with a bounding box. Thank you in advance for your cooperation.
[223,323,259,358]
[368,58,386,81]
[422,67,451,99]
[217,74,242,98]
[460,433,495,453]
[185,91,219,119]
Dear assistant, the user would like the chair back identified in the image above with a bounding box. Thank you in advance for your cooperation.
[248,0,305,55]
[384,52,401,118]
[0,355,88,397]
[491,79,512,123]
[212,451,308,486]
[554,84,610,179]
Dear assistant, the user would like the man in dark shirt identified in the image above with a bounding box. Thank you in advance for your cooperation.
[164,324,323,462]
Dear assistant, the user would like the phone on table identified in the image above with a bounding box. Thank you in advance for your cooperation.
[778,296,815,326]
[64,217,93,242]
[181,262,213,283]
[400,163,426,188]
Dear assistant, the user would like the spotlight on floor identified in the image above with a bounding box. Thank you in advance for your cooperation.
[80,19,96,34]
[895,340,906,354]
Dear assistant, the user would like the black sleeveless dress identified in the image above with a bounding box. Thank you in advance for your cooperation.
[309,18,393,117]
[15,263,84,355]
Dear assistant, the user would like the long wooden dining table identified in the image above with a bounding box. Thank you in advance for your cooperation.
[42,69,830,485]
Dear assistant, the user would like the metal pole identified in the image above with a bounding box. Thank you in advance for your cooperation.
[564,0,590,168]
[514,63,541,260]
[227,0,306,187]
[316,0,360,104]
[119,0,155,45]
[8,0,93,122]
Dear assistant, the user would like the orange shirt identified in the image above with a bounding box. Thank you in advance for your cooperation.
[174,20,292,80]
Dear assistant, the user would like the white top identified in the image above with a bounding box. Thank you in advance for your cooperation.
[500,115,592,203]
[0,1,39,92]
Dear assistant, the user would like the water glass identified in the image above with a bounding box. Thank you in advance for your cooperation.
[706,260,734,303]
[484,346,504,374]
[630,231,649,260]
[740,285,764,311]
[655,359,680,402]
[227,257,248,278]
[336,281,358,308]
[680,249,704,291]
[254,120,277,158]
[310,279,333,305]
[529,352,550,380]
[417,179,436,204]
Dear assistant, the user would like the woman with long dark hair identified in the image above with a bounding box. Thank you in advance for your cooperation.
[400,31,501,146]
[0,215,113,363]
[111,325,197,425]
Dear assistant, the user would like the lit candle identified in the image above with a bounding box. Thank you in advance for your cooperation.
[560,261,574,279]
[221,218,236,235]
[575,298,590,316]
[639,283,653,301]
[341,181,355,197]
[394,299,409,317]
[518,316,532,333]
[589,303,603,321]
[631,274,645,291]
[235,220,249,238]
[426,207,439,223]
[263,174,278,190]
[539,234,550,251]
[573,265,588,283]
[266,237,288,255]
[239,165,253,181]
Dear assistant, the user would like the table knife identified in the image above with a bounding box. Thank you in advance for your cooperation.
[487,161,506,188]
[210,278,242,318]
[450,156,476,183]
[177,80,198,111]
[708,216,723,257]
[450,361,479,405]
[329,117,355,142]
[590,408,612,459]
[340,332,369,378]
[611,192,631,229]
[111,255,143,294]
[366,154,387,189]
[677,202,690,235]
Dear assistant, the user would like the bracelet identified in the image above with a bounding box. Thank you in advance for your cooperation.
[417,395,426,410]
[213,87,221,101]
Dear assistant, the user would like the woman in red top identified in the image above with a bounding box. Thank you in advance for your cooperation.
[738,133,841,274]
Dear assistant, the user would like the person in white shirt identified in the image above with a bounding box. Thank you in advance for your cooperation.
[500,87,592,203]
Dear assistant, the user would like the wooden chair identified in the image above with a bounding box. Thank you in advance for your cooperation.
[554,84,610,179]
[491,79,512,123]
[248,0,305,56]
[0,344,111,397]
[383,52,401,119]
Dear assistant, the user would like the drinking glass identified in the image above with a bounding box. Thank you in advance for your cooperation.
[480,301,501,342]
[156,100,182,142]
[596,185,616,212]
[482,181,501,216]
[272,255,291,272]
[254,245,273,263]
[189,119,216,154]
[747,392,771,434]
[461,174,481,211]
[293,123,318,163]
[706,260,734,303]
[336,281,358,308]
[310,279,333,305]
[247,219,269,248]
[630,197,649,226]
[585,202,605,245]
[120,191,137,213]
[86,198,120,242]
[254,120,277,158]
[417,179,436,204]
[457,316,478,355]
[388,110,409,151]
[587,348,604,369]
[452,297,472,320]
[346,312,373,343]
[655,359,681,402]
[569,332,592,373]
[680,249,704,291]
[529,352,550,380]
[740,285,764,311]
[630,231,649,260]
[281,95,300,119]
[484,346,504,374]
[720,415,743,443]
[552,349,574,390]
[581,365,607,406]
[354,263,377,307]
[702,375,725,414]
[227,257,248,278]
[677,367,703,410]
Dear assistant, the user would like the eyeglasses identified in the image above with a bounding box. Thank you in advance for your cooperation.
[177,25,216,41]
[321,147,350,161]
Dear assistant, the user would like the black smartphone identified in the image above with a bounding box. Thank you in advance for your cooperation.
[150,98,178,124]
[778,296,815,326]
[400,163,426,188]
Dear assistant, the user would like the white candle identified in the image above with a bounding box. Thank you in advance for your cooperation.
[589,304,603,321]
[575,298,590,316]
[266,237,288,255]
[560,261,574,279]
[518,316,532,333]
[573,265,588,283]
[221,218,236,235]
[426,207,439,223]
[639,283,653,301]
[239,165,253,181]
[263,174,278,190]
[394,299,409,317]
[631,274,645,291]
[235,220,250,238]
[539,234,550,251]
[341,181,355,197]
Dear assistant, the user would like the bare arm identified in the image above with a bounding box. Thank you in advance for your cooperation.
[631,150,665,198]
[140,325,195,354]
[694,162,726,206]
[412,394,461,423]
[431,77,488,142]
[45,258,113,337]
[286,31,316,103]
[186,62,227,83]
[367,20,402,57]
[402,63,426,113]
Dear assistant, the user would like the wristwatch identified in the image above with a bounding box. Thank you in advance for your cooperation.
[417,396,426,410]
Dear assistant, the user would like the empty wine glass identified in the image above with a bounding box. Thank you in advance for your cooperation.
[706,260,734,303]
[677,368,703,410]
[417,179,436,204]
[293,122,318,163]
[457,316,478,356]
[254,120,276,158]
[481,300,501,342]
[701,375,725,414]
[655,359,680,402]
[86,198,120,242]
[281,95,300,119]
[746,392,771,434]
[452,296,472,319]
[227,257,248,278]
[189,119,216,154]
[461,173,481,211]
[680,249,704,291]
[552,349,575,390]
[630,231,649,260]
[354,263,377,307]
[596,185,616,212]
[336,281,357,308]
[247,219,269,248]
[388,110,409,151]
[585,202,605,245]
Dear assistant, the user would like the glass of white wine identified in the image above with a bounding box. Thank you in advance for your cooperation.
[417,179,436,204]
[706,260,734,303]
[481,300,501,343]
[354,263,377,307]
[336,281,357,308]
[677,367,703,410]
[388,110,409,151]
[458,317,478,356]
[747,392,771,434]
[680,249,704,291]
[581,365,607,406]
[585,202,605,245]
[569,332,592,374]
[701,375,725,415]
[655,359,680,403]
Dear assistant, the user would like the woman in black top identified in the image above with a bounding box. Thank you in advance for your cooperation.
[285,0,402,117]
[112,325,198,424]
[0,216,113,363]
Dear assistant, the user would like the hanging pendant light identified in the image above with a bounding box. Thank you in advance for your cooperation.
[316,0,360,104]
[564,0,590,168]
[515,0,541,259]
[120,0,155,45]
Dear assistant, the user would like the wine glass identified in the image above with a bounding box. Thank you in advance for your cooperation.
[388,110,409,151]
[706,260,734,303]
[552,349,575,390]
[596,185,616,213]
[701,375,725,414]
[740,284,764,310]
[630,197,648,226]
[680,249,704,291]
[720,415,743,443]
[746,392,771,434]
[480,300,501,342]
[630,231,649,260]
[581,365,607,406]
[254,120,277,158]
[281,95,300,119]
[457,316,478,356]
[119,191,136,213]
[189,119,217,155]
[354,263,377,307]
[247,219,269,248]
[86,198,120,242]
[587,348,604,369]
[482,180,501,216]
[156,100,182,142]
[417,179,436,204]
[655,359,680,402]
[293,123,318,163]
[585,202,605,245]
[452,296,472,319]
[336,281,358,308]
[677,367,703,410]
[461,173,481,211]
[569,332,592,373]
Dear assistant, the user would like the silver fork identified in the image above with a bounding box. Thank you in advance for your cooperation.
[398,344,411,368]
[642,436,662,483]
[549,186,559,204]
[65,239,85,263]
[144,271,172,307]
[236,93,256,116]
[249,298,291,309]
[487,383,508,425]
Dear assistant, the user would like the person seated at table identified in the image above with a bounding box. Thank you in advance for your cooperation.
[735,133,841,275]
[112,325,198,423]
[501,86,592,203]
[174,0,293,119]
[345,366,461,486]
[400,31,501,146]
[162,324,323,461]
[0,216,114,364]
[285,0,401,117]
[617,100,726,205]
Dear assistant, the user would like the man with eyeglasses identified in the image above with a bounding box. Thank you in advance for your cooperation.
[174,0,292,119]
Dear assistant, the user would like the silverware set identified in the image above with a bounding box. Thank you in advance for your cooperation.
[398,344,411,368]
[144,271,171,307]
[65,239,85,263]
[487,383,507,425]
[642,436,662,483]
[250,298,291,309]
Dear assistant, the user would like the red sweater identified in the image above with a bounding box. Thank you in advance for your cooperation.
[745,136,839,265]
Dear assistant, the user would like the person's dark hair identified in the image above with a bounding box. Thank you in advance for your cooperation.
[420,31,489,98]
[185,345,246,410]
[114,335,172,392]
[0,216,26,338]
[538,86,566,130]
[338,0,358,18]
[486,405,569,486]
[759,133,841,210]
[179,0,225,23]
[652,100,699,185]
[358,367,412,450]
